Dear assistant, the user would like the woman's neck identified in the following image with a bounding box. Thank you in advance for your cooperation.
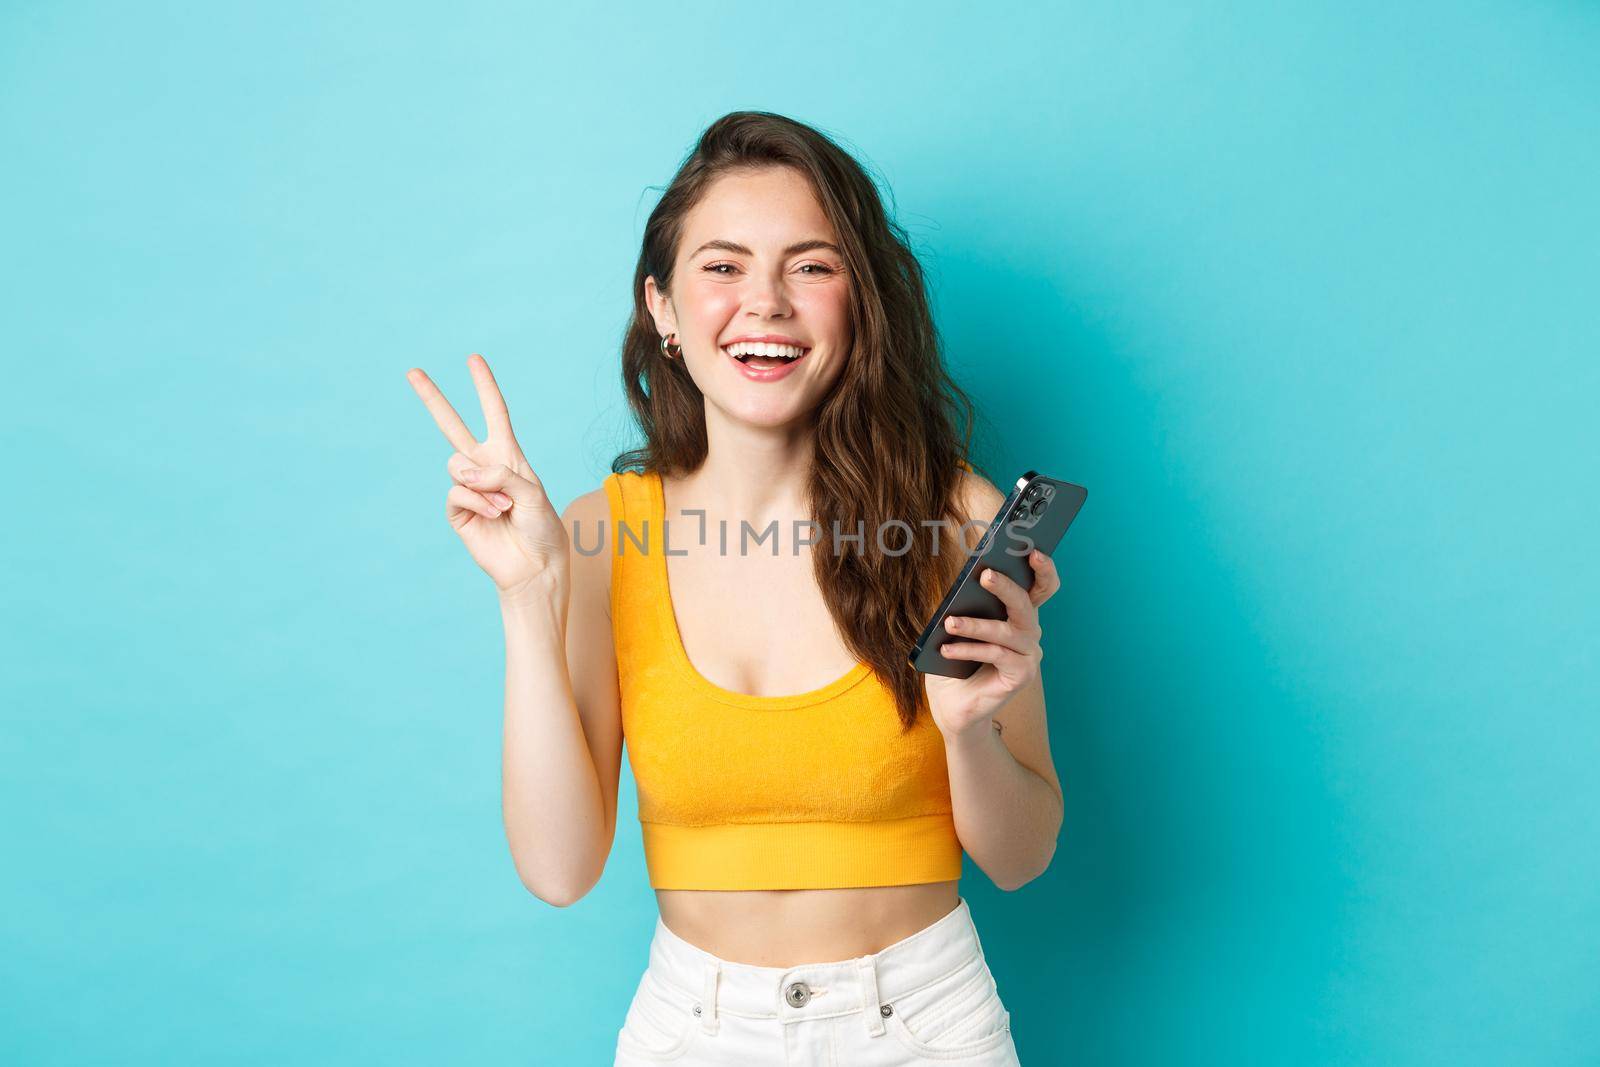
[674,415,816,525]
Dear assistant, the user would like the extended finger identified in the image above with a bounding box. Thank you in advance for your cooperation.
[407,367,479,454]
[978,567,1039,632]
[1027,549,1061,605]
[944,614,1038,656]
[467,353,516,444]
[446,483,503,523]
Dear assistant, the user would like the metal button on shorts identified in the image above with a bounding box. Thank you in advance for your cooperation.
[785,981,811,1007]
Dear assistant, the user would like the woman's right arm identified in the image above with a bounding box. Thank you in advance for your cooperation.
[497,487,621,906]
[406,355,622,907]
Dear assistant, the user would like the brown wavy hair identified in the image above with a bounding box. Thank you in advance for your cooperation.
[612,110,982,734]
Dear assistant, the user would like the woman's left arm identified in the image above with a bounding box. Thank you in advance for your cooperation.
[925,477,1067,891]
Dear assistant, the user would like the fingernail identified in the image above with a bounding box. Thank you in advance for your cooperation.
[461,468,479,481]
[946,618,961,631]
[493,493,513,508]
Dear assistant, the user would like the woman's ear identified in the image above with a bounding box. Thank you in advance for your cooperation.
[644,275,676,337]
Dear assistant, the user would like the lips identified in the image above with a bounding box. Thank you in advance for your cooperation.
[721,334,809,348]
[723,344,811,382]
[721,344,811,365]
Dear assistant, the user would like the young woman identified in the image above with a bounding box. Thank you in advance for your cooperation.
[407,111,1064,1066]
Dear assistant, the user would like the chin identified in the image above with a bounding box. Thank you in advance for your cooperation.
[715,396,817,430]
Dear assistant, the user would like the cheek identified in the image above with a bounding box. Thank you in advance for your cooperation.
[679,285,741,329]
[793,288,851,335]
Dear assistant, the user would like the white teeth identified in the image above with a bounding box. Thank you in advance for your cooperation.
[723,341,807,359]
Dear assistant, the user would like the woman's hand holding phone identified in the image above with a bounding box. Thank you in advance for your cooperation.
[922,549,1062,744]
[406,354,570,604]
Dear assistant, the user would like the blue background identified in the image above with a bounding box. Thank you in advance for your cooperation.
[3,2,1596,1064]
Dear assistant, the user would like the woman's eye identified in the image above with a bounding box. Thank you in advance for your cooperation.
[702,262,837,276]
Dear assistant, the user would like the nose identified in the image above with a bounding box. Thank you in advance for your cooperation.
[744,269,792,318]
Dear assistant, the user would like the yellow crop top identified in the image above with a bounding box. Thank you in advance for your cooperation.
[602,469,965,891]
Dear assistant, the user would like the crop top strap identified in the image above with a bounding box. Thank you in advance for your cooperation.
[602,469,669,632]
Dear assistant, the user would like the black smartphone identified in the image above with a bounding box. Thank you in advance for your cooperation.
[908,471,1088,678]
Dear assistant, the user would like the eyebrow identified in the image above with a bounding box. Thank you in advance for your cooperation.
[688,238,843,259]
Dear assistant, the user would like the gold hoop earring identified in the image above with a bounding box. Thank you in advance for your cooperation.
[659,333,683,360]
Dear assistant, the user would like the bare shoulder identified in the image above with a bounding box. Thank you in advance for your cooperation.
[560,483,615,609]
[955,467,1007,514]
[560,481,612,525]
[952,467,1007,551]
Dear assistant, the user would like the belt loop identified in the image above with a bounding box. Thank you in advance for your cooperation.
[699,960,721,1034]
[857,956,886,1038]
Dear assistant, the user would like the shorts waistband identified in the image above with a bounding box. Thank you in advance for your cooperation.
[643,897,986,1036]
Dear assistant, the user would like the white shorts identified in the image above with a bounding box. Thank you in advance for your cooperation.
[614,896,1022,1065]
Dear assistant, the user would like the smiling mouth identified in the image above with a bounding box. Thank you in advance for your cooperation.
[722,345,811,368]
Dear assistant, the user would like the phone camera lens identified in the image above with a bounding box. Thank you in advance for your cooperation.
[1030,498,1046,517]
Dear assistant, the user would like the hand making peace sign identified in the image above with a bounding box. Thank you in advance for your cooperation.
[406,354,570,599]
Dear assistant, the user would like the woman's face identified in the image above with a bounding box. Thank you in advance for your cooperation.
[646,165,853,429]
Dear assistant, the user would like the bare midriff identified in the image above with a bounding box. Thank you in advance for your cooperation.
[655,880,961,967]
